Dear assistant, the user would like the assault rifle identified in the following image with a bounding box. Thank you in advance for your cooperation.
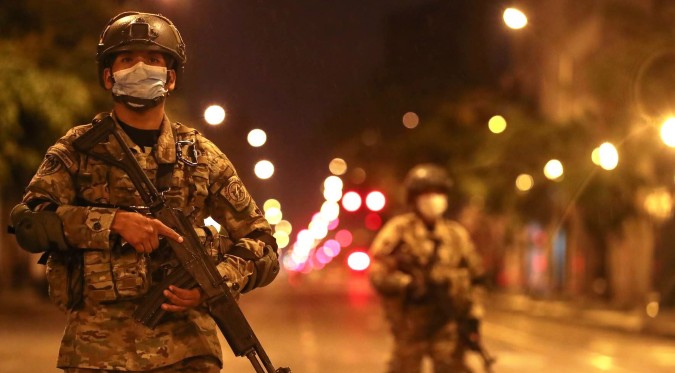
[458,317,496,373]
[72,114,290,373]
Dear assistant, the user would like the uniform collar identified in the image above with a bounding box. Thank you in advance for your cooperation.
[109,112,177,164]
[155,115,177,164]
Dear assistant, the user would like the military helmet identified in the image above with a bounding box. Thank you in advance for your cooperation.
[96,11,187,87]
[404,164,453,203]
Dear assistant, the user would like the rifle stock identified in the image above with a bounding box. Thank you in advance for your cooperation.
[73,114,290,373]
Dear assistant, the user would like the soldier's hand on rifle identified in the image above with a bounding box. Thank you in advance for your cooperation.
[405,274,428,302]
[463,318,481,350]
[111,211,183,254]
[161,285,205,312]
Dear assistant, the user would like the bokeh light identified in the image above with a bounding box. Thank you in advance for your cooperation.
[515,174,534,192]
[661,117,675,147]
[598,142,619,170]
[264,207,282,225]
[365,191,386,211]
[335,229,353,247]
[254,160,275,179]
[324,175,344,191]
[543,159,564,180]
[365,212,383,231]
[263,199,281,211]
[503,7,528,30]
[247,129,267,147]
[342,191,362,212]
[204,105,226,125]
[347,251,371,271]
[274,220,292,235]
[488,115,507,134]
[273,231,290,249]
[349,168,367,184]
[402,112,420,129]
[329,158,348,175]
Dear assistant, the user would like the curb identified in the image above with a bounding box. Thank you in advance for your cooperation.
[487,292,675,338]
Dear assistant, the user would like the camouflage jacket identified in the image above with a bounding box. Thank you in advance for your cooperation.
[22,112,271,370]
[369,212,486,320]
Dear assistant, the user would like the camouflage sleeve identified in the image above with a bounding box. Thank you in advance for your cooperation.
[197,134,272,288]
[453,223,487,319]
[22,126,117,250]
[198,134,271,241]
[368,216,413,295]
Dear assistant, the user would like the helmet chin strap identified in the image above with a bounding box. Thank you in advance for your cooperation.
[112,94,166,112]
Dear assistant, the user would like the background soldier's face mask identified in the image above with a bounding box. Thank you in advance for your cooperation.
[416,193,448,221]
[111,62,168,110]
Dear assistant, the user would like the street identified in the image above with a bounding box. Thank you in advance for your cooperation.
[2,268,675,373]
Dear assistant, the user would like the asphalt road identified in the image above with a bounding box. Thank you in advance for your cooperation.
[2,268,675,373]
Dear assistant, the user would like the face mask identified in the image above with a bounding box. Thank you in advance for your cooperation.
[111,62,168,108]
[416,193,448,221]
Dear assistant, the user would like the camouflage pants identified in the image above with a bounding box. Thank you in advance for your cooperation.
[386,306,470,373]
[61,356,221,373]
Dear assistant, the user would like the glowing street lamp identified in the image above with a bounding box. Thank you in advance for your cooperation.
[661,117,675,147]
[254,160,274,179]
[247,129,267,147]
[365,191,386,212]
[204,105,226,125]
[544,159,564,180]
[503,7,528,30]
[515,173,534,192]
[488,115,507,134]
[597,142,619,170]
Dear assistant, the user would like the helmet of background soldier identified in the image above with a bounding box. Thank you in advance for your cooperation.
[403,163,453,204]
[96,11,187,88]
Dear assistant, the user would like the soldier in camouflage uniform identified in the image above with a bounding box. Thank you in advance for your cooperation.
[10,12,281,372]
[369,164,486,373]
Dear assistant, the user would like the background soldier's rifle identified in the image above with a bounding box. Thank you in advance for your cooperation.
[73,114,290,373]
[457,317,496,373]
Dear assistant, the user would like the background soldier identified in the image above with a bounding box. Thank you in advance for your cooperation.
[369,164,487,373]
[9,11,280,372]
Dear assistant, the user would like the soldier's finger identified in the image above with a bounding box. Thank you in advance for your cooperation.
[167,285,199,300]
[161,302,187,313]
[149,232,160,250]
[142,242,153,254]
[163,289,194,307]
[154,220,183,243]
[132,243,146,254]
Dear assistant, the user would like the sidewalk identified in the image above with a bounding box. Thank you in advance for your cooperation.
[488,291,675,338]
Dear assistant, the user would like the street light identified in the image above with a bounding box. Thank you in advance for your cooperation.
[597,142,619,171]
[660,117,675,147]
[488,115,507,134]
[204,105,225,125]
[544,159,564,180]
[503,7,528,30]
[247,129,267,147]
[254,160,274,179]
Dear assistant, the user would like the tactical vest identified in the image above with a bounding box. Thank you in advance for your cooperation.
[47,120,227,306]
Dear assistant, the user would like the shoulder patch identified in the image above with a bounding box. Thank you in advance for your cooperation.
[221,175,252,212]
[36,154,63,176]
[48,145,75,170]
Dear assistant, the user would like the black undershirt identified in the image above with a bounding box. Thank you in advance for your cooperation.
[117,119,160,149]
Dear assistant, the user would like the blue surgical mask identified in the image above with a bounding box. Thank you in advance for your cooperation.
[112,62,168,102]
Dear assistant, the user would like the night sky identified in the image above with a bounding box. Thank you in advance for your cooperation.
[123,0,474,225]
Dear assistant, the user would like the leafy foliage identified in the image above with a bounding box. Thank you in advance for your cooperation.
[0,1,125,195]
